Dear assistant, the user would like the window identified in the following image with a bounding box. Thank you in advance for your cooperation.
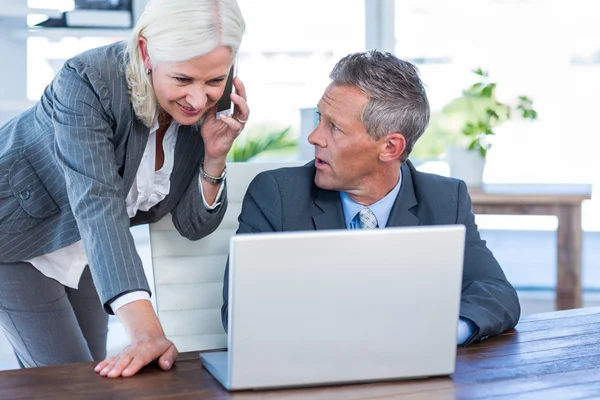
[27,36,122,100]
[394,0,600,292]
[236,0,365,147]
[394,0,599,187]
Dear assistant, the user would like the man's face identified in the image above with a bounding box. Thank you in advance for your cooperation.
[149,46,233,126]
[308,84,384,193]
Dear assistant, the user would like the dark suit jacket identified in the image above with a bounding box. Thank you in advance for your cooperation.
[0,42,227,312]
[221,161,520,345]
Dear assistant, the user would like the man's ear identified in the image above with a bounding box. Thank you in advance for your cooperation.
[379,133,406,163]
[137,36,152,71]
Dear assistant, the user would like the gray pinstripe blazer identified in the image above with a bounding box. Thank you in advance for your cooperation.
[0,42,227,312]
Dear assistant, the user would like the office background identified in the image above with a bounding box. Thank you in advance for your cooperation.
[0,0,599,370]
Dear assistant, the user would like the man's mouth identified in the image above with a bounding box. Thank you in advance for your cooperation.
[315,158,329,168]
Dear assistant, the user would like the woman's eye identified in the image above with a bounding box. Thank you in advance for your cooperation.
[174,77,190,83]
[209,78,226,86]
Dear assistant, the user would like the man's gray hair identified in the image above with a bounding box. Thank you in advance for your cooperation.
[329,51,430,162]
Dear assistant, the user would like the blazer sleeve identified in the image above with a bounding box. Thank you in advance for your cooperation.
[457,180,521,345]
[221,171,282,329]
[52,60,149,313]
[170,173,228,241]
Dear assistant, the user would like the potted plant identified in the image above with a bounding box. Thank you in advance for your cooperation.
[227,125,297,162]
[412,69,537,187]
[446,68,537,187]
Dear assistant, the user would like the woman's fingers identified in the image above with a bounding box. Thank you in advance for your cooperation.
[158,343,178,371]
[94,355,116,373]
[95,333,178,378]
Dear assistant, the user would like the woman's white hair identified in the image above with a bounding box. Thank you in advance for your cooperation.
[125,0,245,127]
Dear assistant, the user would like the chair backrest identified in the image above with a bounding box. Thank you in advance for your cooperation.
[149,161,305,352]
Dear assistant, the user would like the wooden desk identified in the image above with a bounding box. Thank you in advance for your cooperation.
[470,184,592,310]
[2,307,600,399]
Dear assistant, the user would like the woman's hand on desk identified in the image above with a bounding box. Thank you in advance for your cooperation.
[94,300,178,378]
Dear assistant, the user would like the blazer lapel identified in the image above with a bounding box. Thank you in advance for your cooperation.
[312,188,347,230]
[128,124,204,225]
[121,116,149,192]
[386,161,419,227]
[165,124,204,202]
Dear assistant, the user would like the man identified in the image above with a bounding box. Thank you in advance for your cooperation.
[221,51,520,346]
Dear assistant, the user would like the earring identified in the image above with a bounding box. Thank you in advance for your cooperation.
[145,68,151,75]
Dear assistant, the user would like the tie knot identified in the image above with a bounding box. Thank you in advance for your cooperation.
[358,208,378,229]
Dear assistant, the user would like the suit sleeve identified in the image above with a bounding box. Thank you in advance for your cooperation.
[457,180,521,345]
[169,172,228,241]
[221,171,282,329]
[53,60,149,314]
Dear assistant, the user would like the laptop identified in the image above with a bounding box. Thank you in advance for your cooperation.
[201,225,466,391]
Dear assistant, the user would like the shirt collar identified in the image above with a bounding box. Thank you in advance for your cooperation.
[340,168,403,229]
[149,114,179,135]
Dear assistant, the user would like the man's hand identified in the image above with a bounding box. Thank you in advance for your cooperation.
[94,300,178,378]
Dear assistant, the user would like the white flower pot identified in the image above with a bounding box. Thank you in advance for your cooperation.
[446,145,486,188]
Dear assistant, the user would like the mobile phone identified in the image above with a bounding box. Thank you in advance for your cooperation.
[216,62,237,119]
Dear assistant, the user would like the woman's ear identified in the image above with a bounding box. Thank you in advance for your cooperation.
[379,133,406,163]
[137,36,152,71]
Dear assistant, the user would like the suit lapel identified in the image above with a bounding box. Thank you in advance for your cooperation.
[166,124,204,202]
[312,188,347,230]
[386,161,419,227]
[146,124,203,216]
[121,115,149,192]
[123,120,204,224]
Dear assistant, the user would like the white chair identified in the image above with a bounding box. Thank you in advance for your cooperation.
[149,161,305,352]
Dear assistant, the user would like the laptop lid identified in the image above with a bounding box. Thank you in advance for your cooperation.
[226,225,465,390]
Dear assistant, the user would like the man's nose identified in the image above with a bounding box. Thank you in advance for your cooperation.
[308,125,324,147]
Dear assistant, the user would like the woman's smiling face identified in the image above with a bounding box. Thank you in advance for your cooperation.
[147,46,234,125]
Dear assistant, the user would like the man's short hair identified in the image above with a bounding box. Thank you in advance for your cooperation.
[329,51,430,162]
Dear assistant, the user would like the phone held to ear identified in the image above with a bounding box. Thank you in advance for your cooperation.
[216,62,237,119]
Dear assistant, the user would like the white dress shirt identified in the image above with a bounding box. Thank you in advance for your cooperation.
[25,117,224,313]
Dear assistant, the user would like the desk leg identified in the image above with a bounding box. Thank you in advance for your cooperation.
[556,205,583,310]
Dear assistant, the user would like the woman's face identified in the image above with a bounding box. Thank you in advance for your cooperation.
[144,45,234,125]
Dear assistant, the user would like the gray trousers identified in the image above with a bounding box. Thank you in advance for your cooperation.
[0,262,108,367]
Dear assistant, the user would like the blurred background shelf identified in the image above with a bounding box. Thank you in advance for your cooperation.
[10,27,131,40]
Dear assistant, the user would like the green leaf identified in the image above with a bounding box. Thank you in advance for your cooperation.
[486,108,499,120]
[481,83,496,98]
[462,122,478,136]
[518,95,533,105]
[470,82,484,93]
[479,146,487,158]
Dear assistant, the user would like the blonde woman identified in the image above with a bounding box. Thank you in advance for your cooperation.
[0,0,247,378]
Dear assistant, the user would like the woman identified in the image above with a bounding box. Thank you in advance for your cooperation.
[0,0,247,378]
